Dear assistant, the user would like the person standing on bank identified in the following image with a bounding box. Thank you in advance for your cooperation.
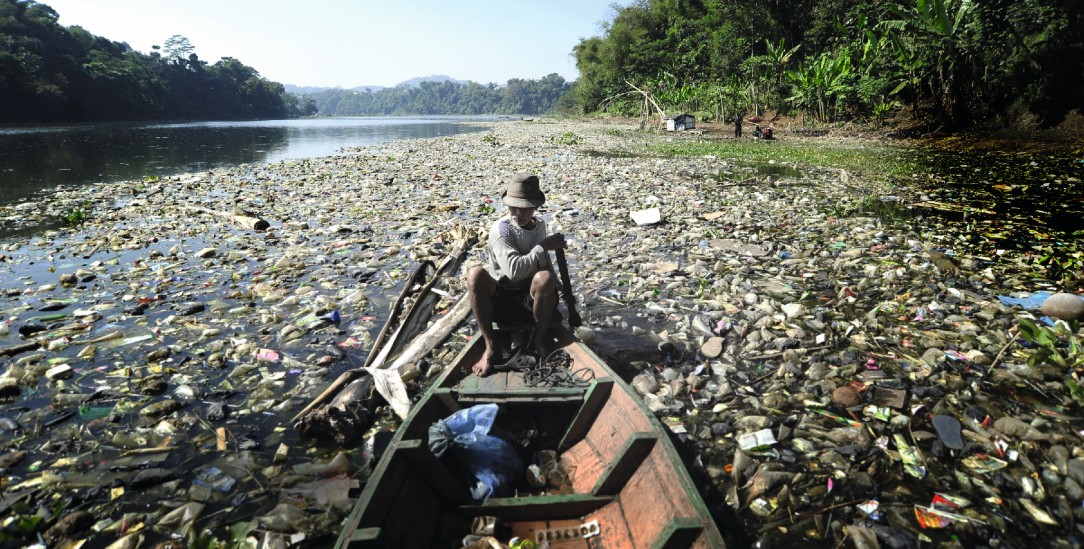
[733,114,743,138]
[466,172,566,376]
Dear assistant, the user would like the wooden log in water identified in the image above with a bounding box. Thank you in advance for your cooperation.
[182,205,270,231]
[291,294,470,427]
[293,374,376,448]
[366,234,474,372]
[288,263,433,424]
[361,261,434,370]
[0,341,41,358]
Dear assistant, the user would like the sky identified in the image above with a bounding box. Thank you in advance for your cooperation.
[44,0,628,88]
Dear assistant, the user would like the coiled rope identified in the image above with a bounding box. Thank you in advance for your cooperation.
[524,348,595,388]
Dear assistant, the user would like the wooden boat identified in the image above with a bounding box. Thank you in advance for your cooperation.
[335,327,726,548]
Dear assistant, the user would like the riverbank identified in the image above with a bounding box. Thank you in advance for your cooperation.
[0,118,1082,547]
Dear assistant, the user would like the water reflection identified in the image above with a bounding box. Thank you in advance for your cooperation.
[0,117,496,205]
[914,151,1084,241]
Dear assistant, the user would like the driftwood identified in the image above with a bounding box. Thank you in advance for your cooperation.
[182,205,270,231]
[361,261,435,369]
[288,263,431,425]
[0,341,40,359]
[293,373,376,448]
[910,200,996,216]
[368,233,475,370]
[297,294,469,435]
[292,226,477,428]
[597,81,668,130]
[625,80,667,126]
[289,261,457,424]
[385,294,471,379]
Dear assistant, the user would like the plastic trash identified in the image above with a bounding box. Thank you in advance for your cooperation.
[914,493,972,528]
[894,434,926,478]
[428,403,524,499]
[324,310,341,326]
[630,207,662,226]
[931,415,964,450]
[737,429,777,451]
[997,291,1050,310]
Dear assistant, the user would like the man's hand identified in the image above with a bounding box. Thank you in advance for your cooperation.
[540,232,566,251]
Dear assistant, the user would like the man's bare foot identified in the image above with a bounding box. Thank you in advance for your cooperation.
[474,347,495,376]
[534,338,556,362]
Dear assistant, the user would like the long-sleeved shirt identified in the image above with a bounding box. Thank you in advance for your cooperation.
[485,215,553,290]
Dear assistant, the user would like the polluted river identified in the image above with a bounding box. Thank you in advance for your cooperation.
[1,118,1083,548]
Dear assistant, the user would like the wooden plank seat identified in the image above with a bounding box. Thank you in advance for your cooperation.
[444,370,591,404]
[460,493,613,521]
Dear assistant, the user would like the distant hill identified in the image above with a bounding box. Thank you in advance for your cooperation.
[285,75,469,96]
[394,75,469,88]
[284,84,385,95]
[299,73,574,116]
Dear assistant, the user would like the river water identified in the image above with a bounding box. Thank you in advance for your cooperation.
[0,116,502,205]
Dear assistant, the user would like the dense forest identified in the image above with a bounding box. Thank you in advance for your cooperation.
[4,0,1081,126]
[571,0,1084,128]
[303,75,574,116]
[0,0,313,122]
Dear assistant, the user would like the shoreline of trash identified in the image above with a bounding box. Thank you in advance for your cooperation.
[1,118,1083,547]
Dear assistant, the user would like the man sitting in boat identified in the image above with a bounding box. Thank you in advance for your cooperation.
[466,172,566,376]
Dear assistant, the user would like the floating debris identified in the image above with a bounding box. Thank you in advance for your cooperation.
[0,119,1081,547]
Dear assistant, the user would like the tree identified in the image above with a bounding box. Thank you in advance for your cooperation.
[881,0,978,125]
[162,34,194,62]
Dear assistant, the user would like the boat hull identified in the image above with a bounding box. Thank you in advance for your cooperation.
[336,330,726,548]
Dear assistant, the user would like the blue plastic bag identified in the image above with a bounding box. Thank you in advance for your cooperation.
[428,403,524,499]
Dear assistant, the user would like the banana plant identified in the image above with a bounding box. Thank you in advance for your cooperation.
[881,0,977,124]
[765,37,801,107]
[785,51,854,122]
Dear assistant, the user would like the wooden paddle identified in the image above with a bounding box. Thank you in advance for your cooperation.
[554,248,582,328]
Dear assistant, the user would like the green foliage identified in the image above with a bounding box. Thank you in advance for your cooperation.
[651,139,919,184]
[1037,250,1084,283]
[60,202,90,226]
[785,52,855,122]
[881,0,979,124]
[481,133,501,147]
[303,74,573,116]
[696,278,711,298]
[1017,317,1084,369]
[550,132,581,146]
[0,1,308,122]
[162,34,195,61]
[570,0,1084,127]
[478,202,496,215]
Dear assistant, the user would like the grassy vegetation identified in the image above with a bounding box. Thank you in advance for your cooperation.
[550,131,582,146]
[650,139,921,184]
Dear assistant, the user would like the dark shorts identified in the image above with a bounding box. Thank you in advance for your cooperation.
[492,283,533,324]
[491,279,561,326]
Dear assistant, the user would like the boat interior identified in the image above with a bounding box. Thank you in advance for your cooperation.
[338,324,721,548]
